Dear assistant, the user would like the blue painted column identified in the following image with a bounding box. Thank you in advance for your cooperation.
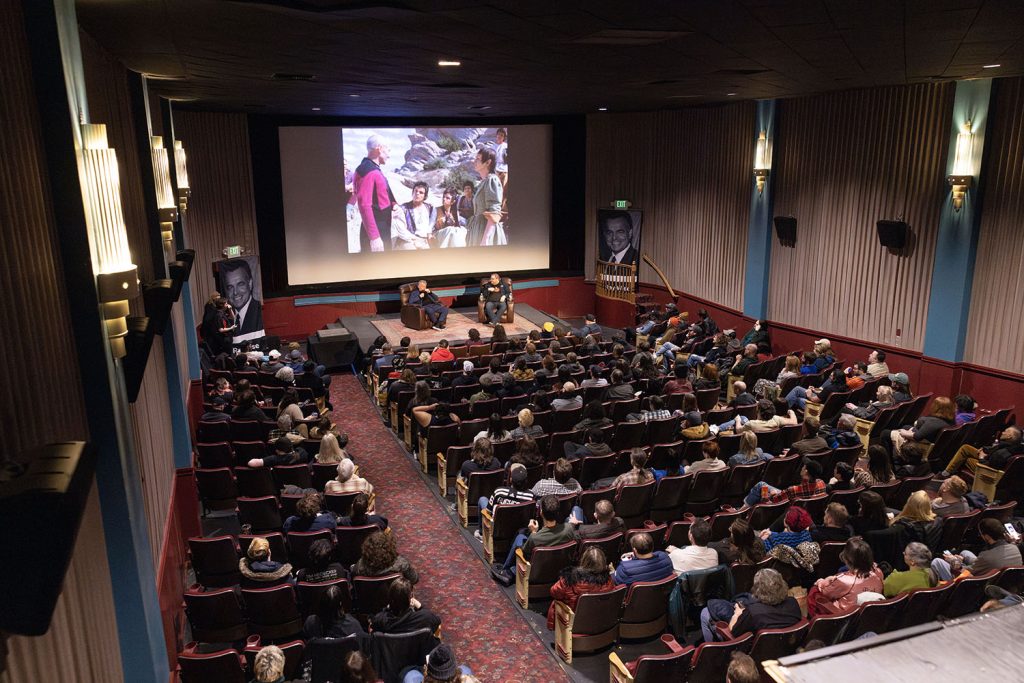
[742,100,777,320]
[922,79,994,361]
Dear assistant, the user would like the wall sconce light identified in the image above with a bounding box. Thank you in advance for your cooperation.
[753,130,771,194]
[946,120,974,211]
[79,123,139,358]
[150,135,178,242]
[173,139,191,212]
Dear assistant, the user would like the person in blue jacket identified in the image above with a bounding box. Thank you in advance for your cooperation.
[613,532,674,585]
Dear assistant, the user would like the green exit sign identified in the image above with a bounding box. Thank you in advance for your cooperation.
[614,199,631,209]
[225,245,241,258]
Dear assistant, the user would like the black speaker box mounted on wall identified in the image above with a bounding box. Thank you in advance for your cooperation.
[877,220,908,249]
[773,216,797,247]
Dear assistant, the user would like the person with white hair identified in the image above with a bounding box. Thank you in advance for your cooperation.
[353,133,396,252]
[325,458,374,501]
[252,644,287,683]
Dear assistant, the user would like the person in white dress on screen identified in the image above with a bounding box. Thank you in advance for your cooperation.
[393,181,434,250]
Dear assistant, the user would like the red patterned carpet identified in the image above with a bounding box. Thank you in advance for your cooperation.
[329,374,568,682]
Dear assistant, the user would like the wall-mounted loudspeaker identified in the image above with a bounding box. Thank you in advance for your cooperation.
[773,216,797,246]
[876,220,908,249]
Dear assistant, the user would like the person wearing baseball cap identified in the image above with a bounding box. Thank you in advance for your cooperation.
[888,372,913,403]
[450,360,476,389]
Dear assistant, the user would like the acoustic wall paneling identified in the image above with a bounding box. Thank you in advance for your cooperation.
[964,76,1024,374]
[585,104,756,310]
[0,0,122,679]
[173,110,261,324]
[767,83,954,351]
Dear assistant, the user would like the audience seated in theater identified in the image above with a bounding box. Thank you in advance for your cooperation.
[308,416,335,440]
[563,427,612,461]
[850,445,896,488]
[727,651,760,683]
[883,542,936,597]
[546,546,616,630]
[372,577,441,635]
[268,413,307,445]
[338,651,376,683]
[886,396,956,463]
[493,495,577,583]
[787,416,827,456]
[760,506,813,551]
[507,436,543,469]
[201,396,231,423]
[568,499,624,539]
[240,536,294,587]
[744,458,826,507]
[276,366,296,387]
[808,537,883,616]
[460,438,502,480]
[249,436,309,469]
[821,414,861,449]
[520,341,542,364]
[866,349,890,379]
[613,532,674,586]
[561,352,585,376]
[714,399,797,435]
[403,643,474,683]
[811,339,835,371]
[548,381,580,411]
[889,372,913,403]
[450,361,476,389]
[728,381,757,408]
[430,339,455,363]
[412,401,461,430]
[277,388,305,427]
[892,491,942,548]
[252,645,287,683]
[387,368,418,405]
[304,584,365,643]
[652,446,685,481]
[580,364,608,390]
[284,492,338,533]
[954,394,977,426]
[297,359,330,403]
[603,369,635,401]
[573,400,612,431]
[931,476,969,518]
[728,431,773,467]
[413,352,433,377]
[338,493,388,531]
[688,441,728,474]
[534,355,557,387]
[579,334,600,357]
[296,539,349,584]
[472,413,510,444]
[810,503,853,544]
[843,383,894,422]
[702,567,801,643]
[208,376,234,403]
[710,518,766,566]
[661,362,692,395]
[798,351,817,376]
[510,357,535,387]
[827,462,856,493]
[939,425,1024,478]
[326,459,374,501]
[510,408,544,440]
[468,375,498,406]
[667,517,719,576]
[730,344,761,379]
[931,518,1023,581]
[353,530,418,584]
[787,368,848,412]
[479,463,536,528]
[627,394,672,423]
[678,413,710,444]
[850,490,890,537]
[262,349,285,373]
[232,390,265,421]
[611,448,655,489]
[531,457,582,497]
[545,339,566,362]
[316,431,350,465]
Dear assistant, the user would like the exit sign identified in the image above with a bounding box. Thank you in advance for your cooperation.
[225,245,242,258]
[613,199,631,209]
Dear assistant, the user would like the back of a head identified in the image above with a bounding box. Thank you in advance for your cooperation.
[553,458,573,484]
[841,537,875,576]
[387,577,413,614]
[342,650,378,683]
[297,491,322,520]
[276,435,293,454]
[631,532,654,555]
[253,645,285,683]
[757,399,775,420]
[979,517,1006,542]
[594,499,615,523]
[350,492,370,519]
[802,457,822,481]
[588,427,605,444]
[337,458,355,482]
[726,651,759,683]
[751,567,789,606]
[317,584,346,624]
[540,495,559,522]
[629,447,649,470]
[803,415,820,435]
[826,502,849,527]
[689,518,711,546]
[308,538,334,571]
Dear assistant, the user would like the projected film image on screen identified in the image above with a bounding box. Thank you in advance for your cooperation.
[279,124,551,285]
[345,127,508,253]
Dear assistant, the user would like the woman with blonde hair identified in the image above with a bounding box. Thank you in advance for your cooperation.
[891,490,941,550]
[728,430,773,466]
[316,431,350,464]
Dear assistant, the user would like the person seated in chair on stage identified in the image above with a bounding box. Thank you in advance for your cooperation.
[480,272,510,325]
[409,279,448,330]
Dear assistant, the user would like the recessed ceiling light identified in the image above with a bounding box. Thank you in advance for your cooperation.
[983,63,1001,69]
[726,92,736,96]
[598,107,608,111]
[438,60,461,67]
[311,107,321,111]
[349,94,360,98]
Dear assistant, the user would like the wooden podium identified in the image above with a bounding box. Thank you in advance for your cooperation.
[595,254,676,329]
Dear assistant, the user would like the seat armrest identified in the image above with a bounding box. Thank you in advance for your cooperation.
[515,547,531,607]
[608,652,635,683]
[554,600,576,663]
[436,452,448,495]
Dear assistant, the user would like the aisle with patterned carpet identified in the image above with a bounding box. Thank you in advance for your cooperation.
[329,374,568,682]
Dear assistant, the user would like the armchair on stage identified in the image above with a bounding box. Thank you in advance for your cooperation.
[477,277,515,324]
[399,282,433,331]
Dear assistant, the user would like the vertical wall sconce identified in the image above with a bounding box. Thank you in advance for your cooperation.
[946,120,974,211]
[173,139,191,212]
[150,135,178,243]
[753,130,771,194]
[79,123,139,358]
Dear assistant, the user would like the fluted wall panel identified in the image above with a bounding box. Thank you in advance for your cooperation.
[174,111,261,323]
[964,77,1024,374]
[0,0,122,679]
[81,29,177,567]
[585,104,756,310]
[767,83,954,351]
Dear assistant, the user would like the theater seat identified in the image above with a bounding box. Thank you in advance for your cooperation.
[476,276,515,323]
[177,645,247,683]
[554,585,627,663]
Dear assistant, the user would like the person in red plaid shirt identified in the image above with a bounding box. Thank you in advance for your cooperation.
[743,459,825,507]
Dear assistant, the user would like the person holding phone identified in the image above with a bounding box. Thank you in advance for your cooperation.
[491,495,575,586]
[931,518,1022,581]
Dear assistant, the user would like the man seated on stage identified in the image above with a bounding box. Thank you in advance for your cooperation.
[408,279,448,330]
[480,272,510,325]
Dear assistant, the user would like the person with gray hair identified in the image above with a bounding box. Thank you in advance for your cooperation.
[353,133,396,252]
[268,412,307,444]
[325,458,375,503]
[883,542,936,597]
[700,567,801,642]
[252,644,286,683]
